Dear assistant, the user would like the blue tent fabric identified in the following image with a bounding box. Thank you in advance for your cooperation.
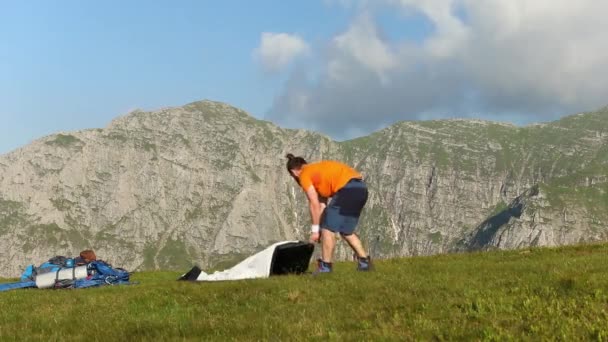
[20,265,36,282]
[20,262,63,282]
[0,281,36,292]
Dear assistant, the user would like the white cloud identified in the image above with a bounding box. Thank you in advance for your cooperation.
[329,14,398,84]
[393,0,469,57]
[268,0,608,139]
[253,32,310,73]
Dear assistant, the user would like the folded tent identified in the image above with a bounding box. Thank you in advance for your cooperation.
[179,241,315,282]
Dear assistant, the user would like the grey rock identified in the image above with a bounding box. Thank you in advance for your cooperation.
[0,100,606,277]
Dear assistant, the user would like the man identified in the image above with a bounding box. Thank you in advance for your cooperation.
[285,153,371,273]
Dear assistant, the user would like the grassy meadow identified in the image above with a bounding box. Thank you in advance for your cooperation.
[1,243,608,341]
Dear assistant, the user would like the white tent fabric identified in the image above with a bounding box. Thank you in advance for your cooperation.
[186,240,307,281]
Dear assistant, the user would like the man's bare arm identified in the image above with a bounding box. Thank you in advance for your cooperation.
[305,185,322,226]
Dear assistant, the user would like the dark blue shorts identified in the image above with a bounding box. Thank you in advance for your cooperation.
[321,179,368,235]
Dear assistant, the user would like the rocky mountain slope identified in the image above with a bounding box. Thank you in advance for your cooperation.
[0,101,606,276]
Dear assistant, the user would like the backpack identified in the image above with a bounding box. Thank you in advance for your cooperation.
[20,256,74,282]
[80,261,131,287]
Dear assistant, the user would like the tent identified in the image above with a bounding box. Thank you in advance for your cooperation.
[179,241,314,282]
[0,281,36,292]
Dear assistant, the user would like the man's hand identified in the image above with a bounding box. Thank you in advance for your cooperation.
[309,232,320,243]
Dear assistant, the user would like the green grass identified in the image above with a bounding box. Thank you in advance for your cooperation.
[2,243,608,341]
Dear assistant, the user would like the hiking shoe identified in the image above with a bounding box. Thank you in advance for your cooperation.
[357,256,372,271]
[313,259,332,275]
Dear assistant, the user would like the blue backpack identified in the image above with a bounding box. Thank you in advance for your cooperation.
[66,261,132,289]
[20,256,72,282]
[21,258,132,289]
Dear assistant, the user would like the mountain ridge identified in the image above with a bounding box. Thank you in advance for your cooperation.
[0,100,606,276]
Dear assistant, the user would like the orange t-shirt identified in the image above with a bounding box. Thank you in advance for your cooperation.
[298,161,362,198]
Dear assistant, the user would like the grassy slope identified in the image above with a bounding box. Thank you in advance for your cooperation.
[1,243,608,341]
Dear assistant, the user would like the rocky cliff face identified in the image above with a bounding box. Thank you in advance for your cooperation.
[0,101,606,277]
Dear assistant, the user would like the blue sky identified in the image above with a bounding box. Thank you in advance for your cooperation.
[0,1,358,153]
[2,1,607,154]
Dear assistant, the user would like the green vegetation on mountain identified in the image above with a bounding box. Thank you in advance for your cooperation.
[0,101,606,276]
[44,134,82,148]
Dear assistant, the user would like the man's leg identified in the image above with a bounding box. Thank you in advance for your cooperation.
[321,228,336,262]
[343,233,372,271]
[342,233,367,258]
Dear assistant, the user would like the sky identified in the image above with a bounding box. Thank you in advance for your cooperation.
[1,0,608,154]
